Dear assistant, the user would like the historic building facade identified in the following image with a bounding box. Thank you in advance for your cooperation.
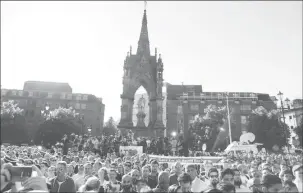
[163,83,277,141]
[283,99,303,129]
[1,81,105,138]
[118,9,165,137]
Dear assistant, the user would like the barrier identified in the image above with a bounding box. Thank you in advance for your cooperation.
[148,155,223,164]
[120,146,143,156]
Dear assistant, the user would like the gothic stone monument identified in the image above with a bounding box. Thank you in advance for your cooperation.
[118,9,165,137]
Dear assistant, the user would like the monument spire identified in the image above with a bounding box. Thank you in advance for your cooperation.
[137,1,150,56]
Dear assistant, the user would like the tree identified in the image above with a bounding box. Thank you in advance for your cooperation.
[35,107,81,146]
[102,117,118,136]
[1,100,27,143]
[247,106,290,150]
[191,104,231,152]
[292,117,303,148]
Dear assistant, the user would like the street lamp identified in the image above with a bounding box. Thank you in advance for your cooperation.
[277,91,290,151]
[171,131,177,137]
[41,104,50,118]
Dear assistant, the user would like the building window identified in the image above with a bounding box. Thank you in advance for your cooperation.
[67,94,72,100]
[28,91,33,97]
[76,95,82,100]
[241,116,248,124]
[81,104,86,109]
[18,91,23,96]
[83,95,88,100]
[75,103,80,109]
[12,91,17,96]
[60,93,66,99]
[33,92,39,97]
[190,104,199,111]
[289,116,292,119]
[241,104,251,111]
[47,93,53,98]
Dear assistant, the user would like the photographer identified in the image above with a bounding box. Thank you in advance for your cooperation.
[1,163,48,193]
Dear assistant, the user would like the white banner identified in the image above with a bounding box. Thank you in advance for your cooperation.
[148,155,223,164]
[120,146,143,156]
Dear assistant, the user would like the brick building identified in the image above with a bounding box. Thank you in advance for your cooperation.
[1,81,105,138]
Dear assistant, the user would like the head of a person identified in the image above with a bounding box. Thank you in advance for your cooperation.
[66,164,74,175]
[79,176,100,193]
[205,161,213,172]
[78,164,84,174]
[221,168,235,185]
[186,164,197,181]
[261,174,283,193]
[208,167,220,187]
[232,168,242,187]
[217,182,236,193]
[158,171,170,191]
[93,161,102,174]
[151,160,159,174]
[280,163,289,171]
[262,168,272,177]
[48,166,56,177]
[174,162,182,174]
[177,173,192,192]
[292,164,303,181]
[281,169,293,183]
[117,164,124,174]
[108,169,117,182]
[131,169,141,182]
[124,162,132,174]
[40,161,49,174]
[121,174,133,190]
[98,167,108,181]
[84,163,93,176]
[142,165,150,178]
[56,161,67,177]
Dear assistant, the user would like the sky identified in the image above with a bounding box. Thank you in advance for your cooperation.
[1,1,302,121]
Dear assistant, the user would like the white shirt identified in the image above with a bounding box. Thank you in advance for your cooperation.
[191,177,207,193]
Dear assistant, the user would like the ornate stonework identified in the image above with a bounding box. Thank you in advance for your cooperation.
[118,9,165,137]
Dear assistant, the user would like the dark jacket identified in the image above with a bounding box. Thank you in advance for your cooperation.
[169,173,178,186]
[50,176,76,193]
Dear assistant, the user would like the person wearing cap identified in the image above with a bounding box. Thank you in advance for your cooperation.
[260,174,283,193]
[186,164,206,193]
[292,164,303,193]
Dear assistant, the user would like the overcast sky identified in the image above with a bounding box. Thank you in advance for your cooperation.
[1,1,302,121]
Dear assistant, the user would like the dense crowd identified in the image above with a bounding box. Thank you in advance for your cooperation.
[1,138,303,193]
[54,133,194,157]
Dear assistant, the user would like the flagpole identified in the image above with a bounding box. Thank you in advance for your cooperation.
[226,92,232,144]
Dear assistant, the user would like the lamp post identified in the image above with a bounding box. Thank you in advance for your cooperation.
[277,91,290,151]
[41,104,50,118]
[225,92,233,144]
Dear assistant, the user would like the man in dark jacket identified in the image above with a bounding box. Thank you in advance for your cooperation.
[50,161,76,193]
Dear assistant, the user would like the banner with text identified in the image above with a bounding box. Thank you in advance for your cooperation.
[120,146,143,156]
[148,155,223,164]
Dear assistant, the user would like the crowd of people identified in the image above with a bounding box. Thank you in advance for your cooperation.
[54,132,194,158]
[0,132,303,193]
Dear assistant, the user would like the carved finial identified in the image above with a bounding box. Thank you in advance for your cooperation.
[127,51,130,57]
[159,54,162,59]
[155,48,157,56]
[144,1,147,11]
[130,46,132,55]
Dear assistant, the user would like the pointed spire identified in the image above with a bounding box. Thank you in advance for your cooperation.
[137,6,150,56]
